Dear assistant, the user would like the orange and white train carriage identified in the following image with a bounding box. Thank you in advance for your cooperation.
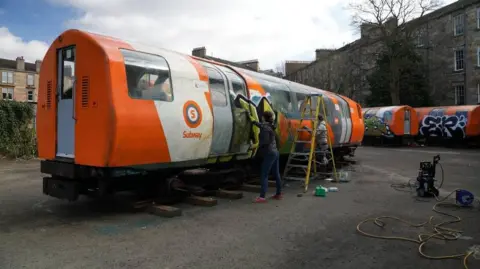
[37,29,364,201]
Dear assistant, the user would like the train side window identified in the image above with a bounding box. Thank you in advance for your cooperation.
[261,81,293,114]
[120,49,173,102]
[311,95,330,117]
[321,97,331,117]
[384,111,393,123]
[295,92,310,116]
[206,68,227,107]
[60,47,75,99]
[224,71,247,101]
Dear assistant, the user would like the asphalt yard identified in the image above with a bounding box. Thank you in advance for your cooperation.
[0,146,479,269]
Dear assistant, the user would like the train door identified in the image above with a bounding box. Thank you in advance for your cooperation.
[217,67,251,154]
[335,95,353,144]
[203,65,234,155]
[404,108,411,135]
[321,96,341,144]
[56,46,76,159]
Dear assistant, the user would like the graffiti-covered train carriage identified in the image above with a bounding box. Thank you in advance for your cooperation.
[361,105,480,147]
[36,29,365,201]
[361,106,419,145]
[415,105,480,146]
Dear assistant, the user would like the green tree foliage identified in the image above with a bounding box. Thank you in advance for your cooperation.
[0,100,37,158]
[366,41,432,107]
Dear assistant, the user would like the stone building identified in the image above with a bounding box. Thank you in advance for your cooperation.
[413,0,480,105]
[191,46,283,77]
[284,0,480,106]
[0,56,41,102]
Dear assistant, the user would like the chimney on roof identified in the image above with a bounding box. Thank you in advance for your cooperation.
[239,60,259,72]
[285,61,310,76]
[192,47,207,58]
[315,49,333,60]
[35,60,42,73]
[16,56,25,71]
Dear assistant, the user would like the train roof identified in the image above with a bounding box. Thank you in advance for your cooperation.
[415,105,480,112]
[362,105,412,111]
[57,29,353,103]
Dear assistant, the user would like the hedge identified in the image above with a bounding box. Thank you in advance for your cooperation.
[0,100,37,158]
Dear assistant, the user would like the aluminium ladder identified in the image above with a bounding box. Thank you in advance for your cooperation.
[282,93,338,193]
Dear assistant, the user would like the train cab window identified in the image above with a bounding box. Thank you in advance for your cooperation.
[205,68,227,107]
[120,49,173,102]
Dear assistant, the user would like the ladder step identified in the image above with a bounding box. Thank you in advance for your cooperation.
[290,152,324,156]
[291,152,310,156]
[286,164,309,169]
[284,176,306,181]
[291,150,328,155]
[301,118,318,120]
[295,140,312,144]
[290,157,309,161]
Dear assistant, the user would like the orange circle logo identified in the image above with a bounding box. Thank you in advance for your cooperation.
[183,100,203,128]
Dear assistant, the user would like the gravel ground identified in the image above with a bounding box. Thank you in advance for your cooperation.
[0,146,479,269]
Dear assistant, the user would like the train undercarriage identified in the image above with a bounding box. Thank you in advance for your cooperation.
[41,145,358,202]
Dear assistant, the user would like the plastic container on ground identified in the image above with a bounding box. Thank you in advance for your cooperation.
[337,170,351,182]
[315,186,326,197]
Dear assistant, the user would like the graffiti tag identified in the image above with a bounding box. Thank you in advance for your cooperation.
[364,115,393,138]
[419,114,467,138]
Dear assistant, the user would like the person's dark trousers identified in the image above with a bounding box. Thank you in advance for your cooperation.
[259,150,282,198]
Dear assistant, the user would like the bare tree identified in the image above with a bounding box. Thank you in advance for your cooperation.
[274,61,286,76]
[347,0,442,105]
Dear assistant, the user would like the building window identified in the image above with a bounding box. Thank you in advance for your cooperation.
[27,74,34,86]
[415,29,424,47]
[454,48,464,71]
[1,71,14,84]
[453,14,464,36]
[477,47,480,67]
[477,83,480,104]
[1,88,14,100]
[27,90,34,101]
[477,8,480,29]
[454,85,465,105]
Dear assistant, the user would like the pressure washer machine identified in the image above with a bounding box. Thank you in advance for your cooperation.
[415,155,475,206]
[416,155,441,198]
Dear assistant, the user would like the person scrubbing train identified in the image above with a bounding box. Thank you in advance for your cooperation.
[302,114,329,165]
[247,110,283,203]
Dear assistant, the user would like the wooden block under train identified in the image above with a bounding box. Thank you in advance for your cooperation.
[215,189,244,200]
[185,195,218,207]
[148,205,183,218]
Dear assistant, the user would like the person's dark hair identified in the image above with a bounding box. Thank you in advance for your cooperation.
[263,111,275,123]
[318,114,324,121]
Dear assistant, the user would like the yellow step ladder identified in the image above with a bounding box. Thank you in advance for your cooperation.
[282,93,338,193]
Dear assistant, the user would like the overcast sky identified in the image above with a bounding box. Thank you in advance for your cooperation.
[0,0,456,70]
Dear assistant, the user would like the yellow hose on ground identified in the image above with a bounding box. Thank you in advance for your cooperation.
[356,189,477,269]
